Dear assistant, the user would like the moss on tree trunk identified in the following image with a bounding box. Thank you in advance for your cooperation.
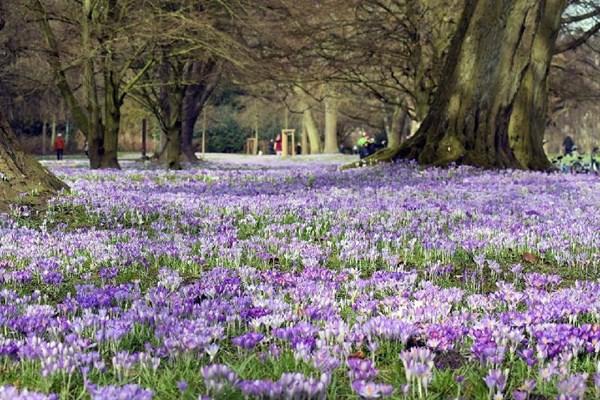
[394,0,566,170]
[0,112,67,210]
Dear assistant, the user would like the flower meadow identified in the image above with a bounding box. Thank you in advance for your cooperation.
[1,157,600,399]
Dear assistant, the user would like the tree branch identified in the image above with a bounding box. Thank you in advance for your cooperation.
[561,7,600,24]
[555,22,600,54]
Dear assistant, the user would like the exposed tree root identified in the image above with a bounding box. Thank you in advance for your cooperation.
[340,147,401,170]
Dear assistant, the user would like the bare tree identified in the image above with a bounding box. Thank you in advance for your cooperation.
[32,0,155,169]
[130,0,248,169]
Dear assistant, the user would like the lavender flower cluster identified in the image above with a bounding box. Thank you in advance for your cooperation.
[0,158,598,398]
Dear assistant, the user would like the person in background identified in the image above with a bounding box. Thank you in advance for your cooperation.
[54,133,65,160]
[84,140,89,157]
[356,131,369,159]
[366,133,376,156]
[274,134,283,156]
[563,136,575,155]
[268,139,275,155]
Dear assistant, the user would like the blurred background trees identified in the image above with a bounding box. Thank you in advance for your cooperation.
[1,0,599,169]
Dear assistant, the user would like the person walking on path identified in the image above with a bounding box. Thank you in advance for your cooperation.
[54,133,65,160]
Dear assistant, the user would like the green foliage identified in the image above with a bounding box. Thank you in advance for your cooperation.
[206,107,248,153]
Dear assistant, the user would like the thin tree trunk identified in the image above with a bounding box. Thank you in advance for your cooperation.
[165,122,182,170]
[101,72,121,169]
[397,0,566,169]
[35,0,90,143]
[42,121,47,155]
[50,116,56,152]
[101,112,120,168]
[181,86,203,163]
[323,95,338,153]
[180,61,220,163]
[295,87,321,153]
[82,0,106,169]
[303,109,321,154]
[301,123,309,155]
[156,130,167,158]
[65,121,70,147]
[158,73,184,170]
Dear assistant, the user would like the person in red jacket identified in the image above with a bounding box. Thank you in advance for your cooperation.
[54,133,65,160]
[274,134,283,156]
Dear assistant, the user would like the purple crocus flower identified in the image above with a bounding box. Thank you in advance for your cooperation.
[484,368,508,392]
[0,386,58,400]
[556,373,588,400]
[86,383,153,400]
[351,380,394,399]
[231,332,264,349]
[347,358,378,381]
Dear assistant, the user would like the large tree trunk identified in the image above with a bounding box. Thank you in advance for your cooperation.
[323,96,338,153]
[397,0,566,169]
[387,104,410,149]
[0,112,66,209]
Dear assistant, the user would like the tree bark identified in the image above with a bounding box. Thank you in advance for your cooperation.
[83,0,105,169]
[140,59,218,167]
[157,62,185,170]
[181,61,220,163]
[303,109,321,154]
[295,87,321,153]
[165,121,182,170]
[101,70,122,169]
[42,122,47,155]
[323,95,339,153]
[397,0,566,169]
[181,87,203,163]
[36,0,124,170]
[50,117,57,152]
[301,123,309,155]
[387,105,409,149]
[0,111,66,209]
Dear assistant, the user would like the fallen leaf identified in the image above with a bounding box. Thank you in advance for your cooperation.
[522,252,538,263]
[349,350,366,359]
